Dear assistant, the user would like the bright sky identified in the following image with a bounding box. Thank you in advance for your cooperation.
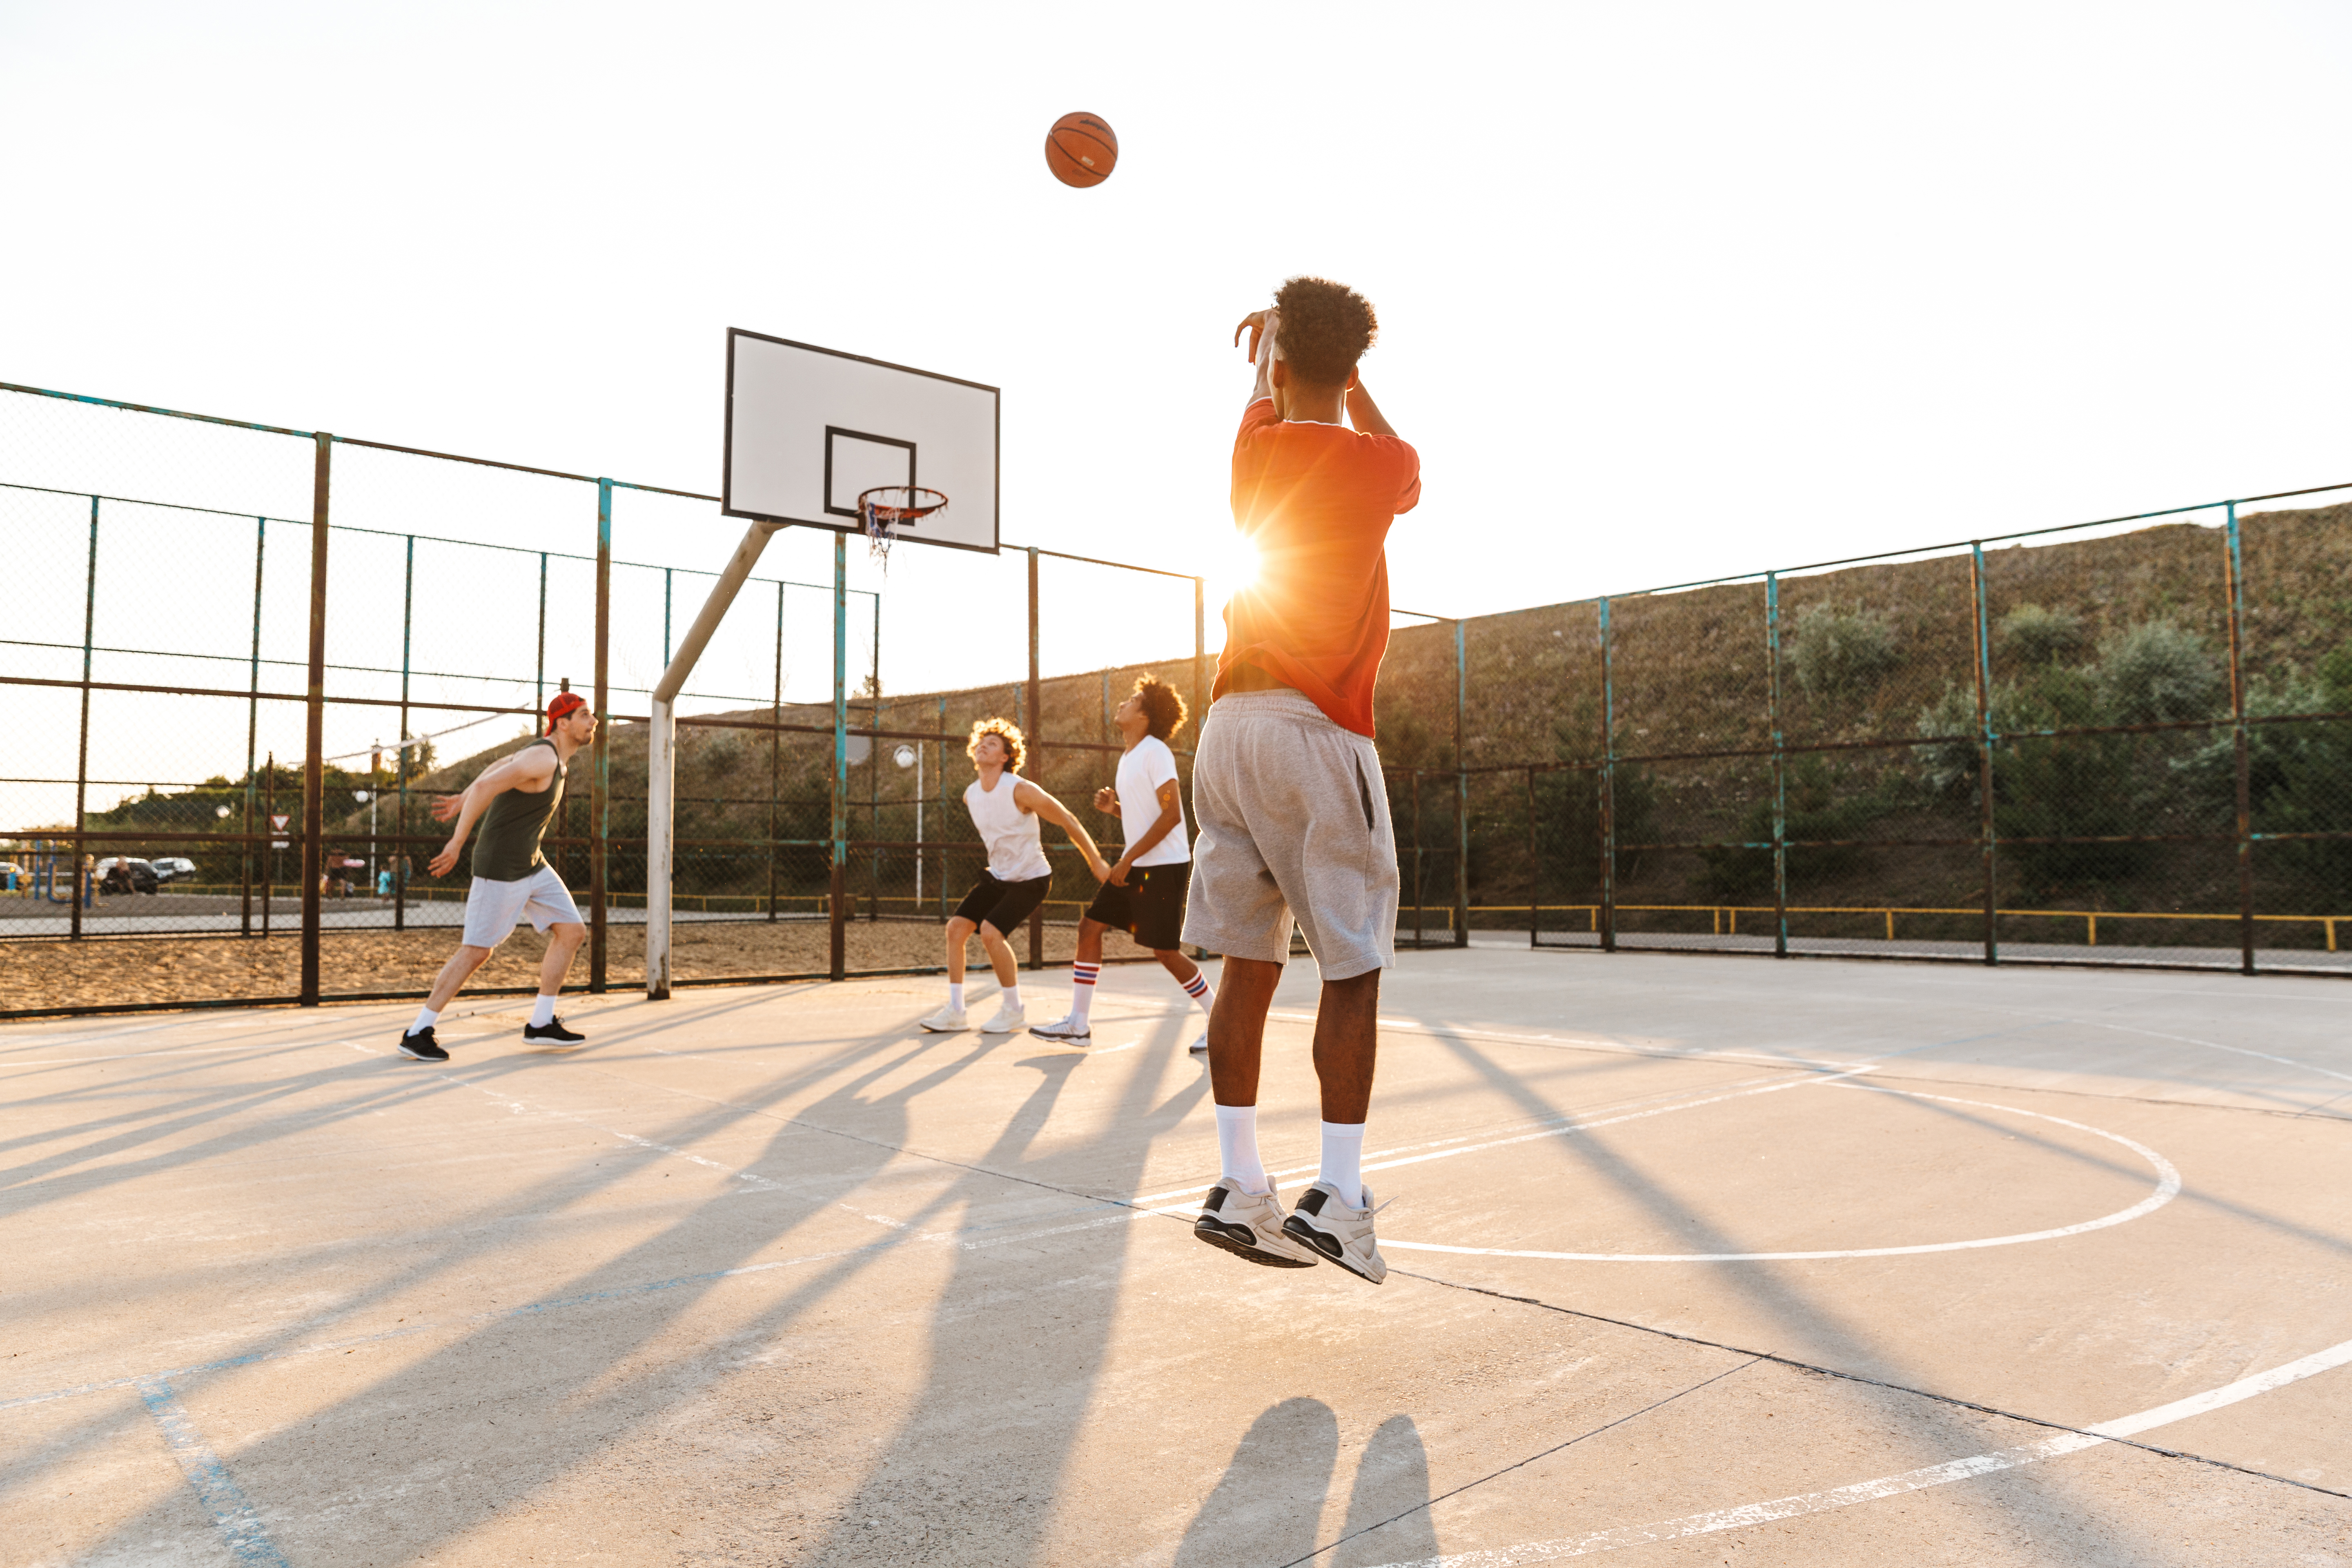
[4,2,2350,677]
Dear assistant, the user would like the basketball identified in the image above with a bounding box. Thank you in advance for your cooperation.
[1044,111,1118,188]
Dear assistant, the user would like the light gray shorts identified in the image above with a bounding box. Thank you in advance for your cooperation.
[460,864,583,949]
[1180,688,1400,980]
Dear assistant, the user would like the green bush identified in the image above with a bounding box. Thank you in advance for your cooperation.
[1998,603,2087,666]
[1789,603,1898,703]
[2098,621,2223,725]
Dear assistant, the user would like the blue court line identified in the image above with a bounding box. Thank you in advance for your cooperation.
[138,1378,293,1566]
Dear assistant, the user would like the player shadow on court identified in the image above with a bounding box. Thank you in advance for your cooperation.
[56,1012,1032,1563]
[1409,1025,2227,1562]
[1172,1401,1438,1568]
[793,1012,1216,1567]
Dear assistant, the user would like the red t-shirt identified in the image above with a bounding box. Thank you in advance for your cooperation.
[1216,398,1422,736]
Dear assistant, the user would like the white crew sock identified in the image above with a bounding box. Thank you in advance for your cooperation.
[948,983,965,1010]
[1180,968,1215,1014]
[1069,962,1100,1024]
[529,993,557,1028]
[1001,982,1021,1009]
[1215,1103,1269,1194]
[410,1007,439,1034]
[1319,1121,1367,1209]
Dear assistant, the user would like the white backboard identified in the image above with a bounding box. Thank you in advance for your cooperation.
[722,330,1000,554]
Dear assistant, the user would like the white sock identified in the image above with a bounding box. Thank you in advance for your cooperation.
[948,983,965,1010]
[410,1007,439,1033]
[1215,1103,1269,1194]
[529,993,557,1028]
[1319,1121,1366,1209]
[1069,962,1100,1024]
[1002,982,1021,1009]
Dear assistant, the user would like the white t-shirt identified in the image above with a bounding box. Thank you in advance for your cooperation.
[1115,735,1189,867]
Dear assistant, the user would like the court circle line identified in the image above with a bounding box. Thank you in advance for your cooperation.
[1382,1084,2183,1263]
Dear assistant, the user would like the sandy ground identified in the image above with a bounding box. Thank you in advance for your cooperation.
[0,918,1158,1013]
[5,949,2351,1566]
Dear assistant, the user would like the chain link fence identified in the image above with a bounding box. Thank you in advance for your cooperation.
[6,377,2349,1019]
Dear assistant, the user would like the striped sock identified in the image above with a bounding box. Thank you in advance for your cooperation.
[1069,962,1100,1025]
[1181,969,1215,1014]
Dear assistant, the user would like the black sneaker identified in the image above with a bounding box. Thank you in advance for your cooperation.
[396,1027,448,1062]
[522,1016,586,1045]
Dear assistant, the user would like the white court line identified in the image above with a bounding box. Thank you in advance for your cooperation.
[1271,1011,1876,1073]
[1129,1067,1876,1206]
[2088,1018,2352,1086]
[1355,1334,2352,1566]
[1385,1082,2180,1263]
[0,1044,292,1069]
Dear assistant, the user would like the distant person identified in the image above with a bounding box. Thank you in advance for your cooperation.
[1185,279,1419,1283]
[377,866,393,899]
[1031,676,1216,1052]
[397,692,598,1062]
[918,719,1109,1036]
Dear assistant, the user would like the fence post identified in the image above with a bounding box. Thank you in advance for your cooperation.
[395,535,412,932]
[590,479,611,992]
[1599,595,1616,952]
[1766,572,1787,957]
[300,434,331,1005]
[263,754,275,937]
[2225,501,2254,974]
[770,579,783,923]
[1193,575,1207,753]
[831,532,849,982]
[871,593,883,922]
[1969,542,1998,965]
[1454,617,1470,948]
[536,551,548,715]
[71,496,96,942]
[1027,545,1045,969]
[1526,767,1538,948]
[242,516,264,938]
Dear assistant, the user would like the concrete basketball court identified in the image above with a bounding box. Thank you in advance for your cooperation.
[6,947,2350,1566]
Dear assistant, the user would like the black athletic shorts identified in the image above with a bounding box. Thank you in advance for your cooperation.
[952,871,1053,934]
[1083,861,1192,951]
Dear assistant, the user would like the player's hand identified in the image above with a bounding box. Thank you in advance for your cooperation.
[428,793,462,823]
[428,840,462,878]
[1106,855,1132,888]
[1092,786,1118,815]
[1233,309,1278,363]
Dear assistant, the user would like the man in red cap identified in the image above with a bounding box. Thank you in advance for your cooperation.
[397,691,598,1061]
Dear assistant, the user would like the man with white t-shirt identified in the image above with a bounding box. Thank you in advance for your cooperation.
[918,717,1109,1036]
[1031,676,1217,1050]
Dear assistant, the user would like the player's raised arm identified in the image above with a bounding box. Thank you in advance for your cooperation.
[1235,307,1280,410]
[1345,378,1399,440]
[1015,780,1111,883]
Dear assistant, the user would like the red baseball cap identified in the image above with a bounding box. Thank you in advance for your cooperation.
[545,691,590,734]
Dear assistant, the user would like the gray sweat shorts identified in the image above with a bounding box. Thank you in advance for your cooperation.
[1180,687,1400,979]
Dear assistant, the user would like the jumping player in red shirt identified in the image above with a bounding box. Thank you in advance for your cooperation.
[1183,277,1420,1283]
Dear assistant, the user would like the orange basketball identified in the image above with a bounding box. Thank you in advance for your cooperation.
[1045,111,1118,188]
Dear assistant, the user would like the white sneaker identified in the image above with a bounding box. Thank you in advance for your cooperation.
[918,1003,969,1032]
[1193,1178,1319,1269]
[980,1000,1027,1034]
[1029,1013,1091,1042]
[1283,1180,1388,1284]
[1187,1031,1209,1054]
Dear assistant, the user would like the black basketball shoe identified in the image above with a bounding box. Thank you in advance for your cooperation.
[522,1017,586,1045]
[396,1027,448,1062]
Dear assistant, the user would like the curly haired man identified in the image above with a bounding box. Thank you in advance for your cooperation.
[918,717,1108,1036]
[1031,675,1216,1051]
[1184,276,1420,1283]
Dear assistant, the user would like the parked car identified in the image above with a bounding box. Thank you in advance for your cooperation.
[95,856,160,895]
[150,856,198,884]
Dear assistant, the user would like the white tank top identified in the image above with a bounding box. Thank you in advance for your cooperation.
[964,773,1051,882]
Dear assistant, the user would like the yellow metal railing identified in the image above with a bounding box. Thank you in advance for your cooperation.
[1489,904,2351,952]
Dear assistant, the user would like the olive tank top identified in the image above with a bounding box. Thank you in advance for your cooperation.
[471,738,567,882]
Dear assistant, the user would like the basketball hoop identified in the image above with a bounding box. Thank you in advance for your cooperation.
[857,486,947,566]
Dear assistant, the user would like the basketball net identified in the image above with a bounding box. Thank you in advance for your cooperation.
[856,487,947,570]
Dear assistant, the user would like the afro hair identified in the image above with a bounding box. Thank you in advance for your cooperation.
[1273,275,1379,387]
[1132,675,1188,743]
